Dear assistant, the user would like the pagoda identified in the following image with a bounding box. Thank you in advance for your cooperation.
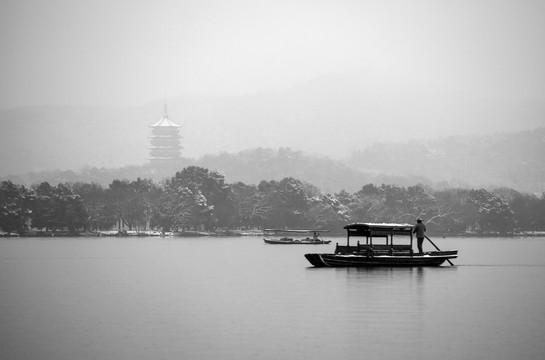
[148,101,182,168]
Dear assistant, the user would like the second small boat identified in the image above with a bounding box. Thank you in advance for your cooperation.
[263,229,331,244]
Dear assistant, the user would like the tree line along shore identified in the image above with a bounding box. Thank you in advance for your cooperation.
[2,166,545,237]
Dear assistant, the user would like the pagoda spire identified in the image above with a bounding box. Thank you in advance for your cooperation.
[163,93,168,118]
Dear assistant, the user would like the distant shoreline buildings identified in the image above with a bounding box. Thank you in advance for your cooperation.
[148,100,182,170]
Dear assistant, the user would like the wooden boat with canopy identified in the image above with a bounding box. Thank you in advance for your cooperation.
[263,229,331,244]
[304,223,457,267]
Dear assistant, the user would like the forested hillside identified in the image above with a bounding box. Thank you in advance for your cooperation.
[2,166,545,237]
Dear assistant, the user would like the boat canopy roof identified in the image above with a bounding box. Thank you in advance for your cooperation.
[264,229,330,233]
[344,223,414,237]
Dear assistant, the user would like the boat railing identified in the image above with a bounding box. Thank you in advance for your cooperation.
[335,243,413,256]
[335,245,358,254]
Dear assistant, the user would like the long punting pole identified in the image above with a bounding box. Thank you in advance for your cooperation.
[425,235,454,266]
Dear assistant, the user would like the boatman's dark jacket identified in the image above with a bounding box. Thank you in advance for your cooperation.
[413,223,426,238]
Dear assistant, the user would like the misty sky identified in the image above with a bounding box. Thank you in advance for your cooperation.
[1,0,545,110]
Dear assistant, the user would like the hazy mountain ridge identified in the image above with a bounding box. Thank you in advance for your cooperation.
[1,72,544,194]
[198,148,371,193]
[3,127,544,195]
[0,147,440,194]
[2,71,544,176]
[348,128,545,193]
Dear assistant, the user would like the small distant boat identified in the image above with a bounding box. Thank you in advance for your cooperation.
[263,229,331,245]
[305,223,457,267]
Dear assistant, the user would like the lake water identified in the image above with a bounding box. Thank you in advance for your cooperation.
[1,236,544,360]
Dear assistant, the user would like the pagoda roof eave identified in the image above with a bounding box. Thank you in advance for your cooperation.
[150,116,181,127]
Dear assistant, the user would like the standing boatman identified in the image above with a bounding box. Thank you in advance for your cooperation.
[413,218,427,255]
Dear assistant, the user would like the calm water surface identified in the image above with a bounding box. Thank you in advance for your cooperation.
[1,236,544,360]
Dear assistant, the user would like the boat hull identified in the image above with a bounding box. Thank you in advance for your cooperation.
[305,251,457,267]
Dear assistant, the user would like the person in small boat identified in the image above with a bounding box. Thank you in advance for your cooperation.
[413,219,427,255]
